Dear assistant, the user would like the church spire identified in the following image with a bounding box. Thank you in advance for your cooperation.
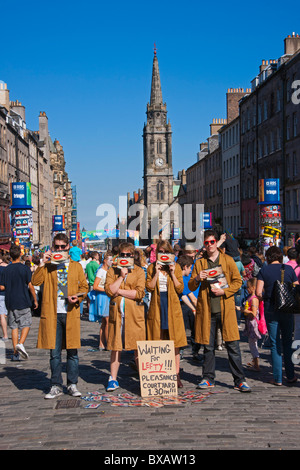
[150,44,163,106]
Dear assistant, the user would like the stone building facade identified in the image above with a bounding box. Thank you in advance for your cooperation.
[240,33,300,243]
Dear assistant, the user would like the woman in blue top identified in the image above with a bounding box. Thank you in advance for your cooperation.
[256,246,299,386]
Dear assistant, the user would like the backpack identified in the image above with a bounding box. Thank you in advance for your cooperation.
[257,301,268,335]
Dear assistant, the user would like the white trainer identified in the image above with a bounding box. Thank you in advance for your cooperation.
[16,343,28,360]
[44,385,63,399]
[67,384,81,397]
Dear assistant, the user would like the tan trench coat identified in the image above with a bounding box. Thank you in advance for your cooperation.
[146,263,187,349]
[105,265,146,351]
[32,260,89,350]
[188,249,242,345]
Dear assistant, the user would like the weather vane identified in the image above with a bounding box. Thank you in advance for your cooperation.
[154,43,157,56]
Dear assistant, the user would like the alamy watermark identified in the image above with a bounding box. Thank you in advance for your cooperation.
[96,197,205,247]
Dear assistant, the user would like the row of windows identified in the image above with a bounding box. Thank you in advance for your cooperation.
[223,154,239,179]
[221,123,239,150]
[224,185,240,205]
[286,189,300,221]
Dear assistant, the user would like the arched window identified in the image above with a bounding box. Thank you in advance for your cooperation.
[157,180,164,201]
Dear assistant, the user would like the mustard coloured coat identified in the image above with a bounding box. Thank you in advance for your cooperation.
[104,265,146,351]
[146,263,187,349]
[188,250,242,345]
[32,260,89,350]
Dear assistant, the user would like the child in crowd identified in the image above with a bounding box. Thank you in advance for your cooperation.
[243,277,261,371]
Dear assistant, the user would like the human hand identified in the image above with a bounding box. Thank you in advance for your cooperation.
[68,295,79,304]
[197,271,208,281]
[43,251,51,264]
[210,285,225,296]
[120,268,128,279]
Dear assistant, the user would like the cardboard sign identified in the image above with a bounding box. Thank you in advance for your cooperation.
[116,257,134,269]
[137,340,178,398]
[157,253,175,265]
[203,265,229,289]
[50,251,69,264]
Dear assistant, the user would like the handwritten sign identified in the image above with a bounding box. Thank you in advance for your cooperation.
[137,340,178,398]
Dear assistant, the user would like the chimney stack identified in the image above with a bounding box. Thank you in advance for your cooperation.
[284,33,300,55]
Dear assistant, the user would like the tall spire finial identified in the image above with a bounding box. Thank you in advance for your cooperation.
[154,42,157,56]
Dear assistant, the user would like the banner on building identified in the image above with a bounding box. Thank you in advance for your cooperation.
[52,215,65,232]
[258,179,281,205]
[10,182,32,209]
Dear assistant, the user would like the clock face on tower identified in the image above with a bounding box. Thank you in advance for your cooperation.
[155,157,164,167]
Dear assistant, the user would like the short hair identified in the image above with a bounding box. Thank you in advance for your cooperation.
[156,239,174,254]
[177,255,193,270]
[287,248,298,260]
[118,242,135,255]
[265,246,283,264]
[10,244,21,261]
[204,230,219,241]
[53,232,69,246]
[247,277,257,289]
[72,240,77,246]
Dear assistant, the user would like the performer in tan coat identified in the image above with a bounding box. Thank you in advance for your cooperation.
[188,230,251,392]
[32,233,88,399]
[146,240,186,387]
[104,242,146,391]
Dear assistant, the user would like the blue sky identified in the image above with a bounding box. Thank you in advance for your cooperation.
[1,0,298,230]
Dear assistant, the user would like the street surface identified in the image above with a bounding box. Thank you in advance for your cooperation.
[1,313,300,452]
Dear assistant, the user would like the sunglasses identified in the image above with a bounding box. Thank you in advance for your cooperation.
[204,240,216,246]
[54,244,67,250]
[119,252,133,258]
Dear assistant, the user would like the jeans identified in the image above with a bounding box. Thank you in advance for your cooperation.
[202,312,245,386]
[181,303,200,354]
[50,313,79,387]
[265,310,295,383]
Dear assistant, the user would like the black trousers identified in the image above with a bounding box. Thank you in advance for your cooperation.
[202,312,245,386]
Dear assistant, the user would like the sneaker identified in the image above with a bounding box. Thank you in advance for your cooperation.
[44,385,63,399]
[15,343,28,360]
[67,384,81,397]
[106,376,119,392]
[234,381,252,392]
[196,379,214,389]
[12,353,20,361]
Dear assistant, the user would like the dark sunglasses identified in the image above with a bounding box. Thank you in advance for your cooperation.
[204,240,216,246]
[119,252,133,258]
[54,244,67,250]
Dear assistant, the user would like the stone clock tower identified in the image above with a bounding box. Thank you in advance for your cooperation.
[143,48,174,234]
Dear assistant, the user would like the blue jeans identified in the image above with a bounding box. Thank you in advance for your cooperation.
[202,312,245,386]
[265,310,295,383]
[50,313,79,387]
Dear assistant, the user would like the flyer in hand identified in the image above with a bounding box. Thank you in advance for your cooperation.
[203,266,229,289]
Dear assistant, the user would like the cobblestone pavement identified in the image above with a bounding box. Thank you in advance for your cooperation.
[1,313,300,452]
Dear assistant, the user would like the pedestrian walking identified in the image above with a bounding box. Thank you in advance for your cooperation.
[256,246,299,386]
[188,230,251,392]
[285,247,300,340]
[0,244,38,361]
[243,277,261,371]
[146,239,186,388]
[92,251,113,350]
[104,242,146,391]
[32,233,89,399]
[0,255,9,342]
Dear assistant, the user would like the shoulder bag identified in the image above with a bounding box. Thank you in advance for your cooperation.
[273,264,300,314]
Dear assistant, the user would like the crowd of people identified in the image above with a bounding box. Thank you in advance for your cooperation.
[0,231,300,399]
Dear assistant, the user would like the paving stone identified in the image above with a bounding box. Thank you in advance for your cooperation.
[1,315,300,450]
